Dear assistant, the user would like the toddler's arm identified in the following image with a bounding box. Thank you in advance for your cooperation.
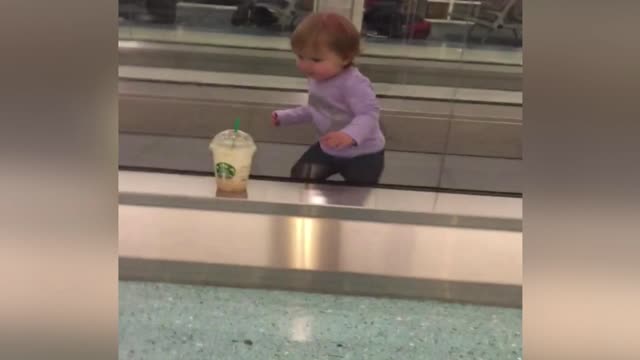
[273,106,313,126]
[341,76,380,146]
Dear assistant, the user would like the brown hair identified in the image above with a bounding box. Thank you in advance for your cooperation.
[291,12,361,65]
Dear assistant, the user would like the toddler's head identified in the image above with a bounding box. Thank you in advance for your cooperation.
[290,12,361,81]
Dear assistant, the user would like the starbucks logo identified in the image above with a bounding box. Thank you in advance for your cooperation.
[215,162,236,179]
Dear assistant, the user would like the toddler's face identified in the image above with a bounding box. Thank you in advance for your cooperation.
[295,46,350,81]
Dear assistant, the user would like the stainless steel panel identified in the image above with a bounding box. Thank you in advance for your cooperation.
[120,81,522,157]
[380,151,442,187]
[119,96,237,137]
[119,192,521,231]
[441,155,523,193]
[381,98,456,117]
[119,133,213,172]
[383,114,449,153]
[119,40,523,91]
[249,142,304,178]
[447,120,522,158]
[246,105,317,145]
[119,79,522,121]
[119,204,522,306]
[119,169,522,220]
[119,79,309,107]
[119,64,521,104]
[119,133,523,192]
[251,142,435,184]
[119,92,521,156]
[118,133,445,187]
[453,101,522,123]
[252,144,445,187]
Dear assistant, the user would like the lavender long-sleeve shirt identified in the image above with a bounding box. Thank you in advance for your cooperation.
[274,67,385,158]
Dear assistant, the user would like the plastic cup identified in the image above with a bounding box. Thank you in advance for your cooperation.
[209,127,257,193]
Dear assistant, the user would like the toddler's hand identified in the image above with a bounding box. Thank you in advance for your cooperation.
[321,131,355,149]
[271,112,280,127]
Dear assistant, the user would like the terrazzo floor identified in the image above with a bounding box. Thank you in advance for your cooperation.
[119,281,521,359]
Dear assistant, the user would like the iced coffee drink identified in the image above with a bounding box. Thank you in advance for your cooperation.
[209,128,256,193]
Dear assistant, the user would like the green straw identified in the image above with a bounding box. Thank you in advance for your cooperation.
[232,118,240,147]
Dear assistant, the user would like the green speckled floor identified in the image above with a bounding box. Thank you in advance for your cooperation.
[119,281,521,360]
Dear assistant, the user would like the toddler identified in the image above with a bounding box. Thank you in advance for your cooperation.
[272,12,385,185]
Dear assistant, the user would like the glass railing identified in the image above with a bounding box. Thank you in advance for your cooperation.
[118,0,523,193]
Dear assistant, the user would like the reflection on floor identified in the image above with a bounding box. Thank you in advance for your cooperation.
[118,3,522,65]
[119,281,522,360]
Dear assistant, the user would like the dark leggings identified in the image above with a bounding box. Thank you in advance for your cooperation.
[291,143,385,185]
